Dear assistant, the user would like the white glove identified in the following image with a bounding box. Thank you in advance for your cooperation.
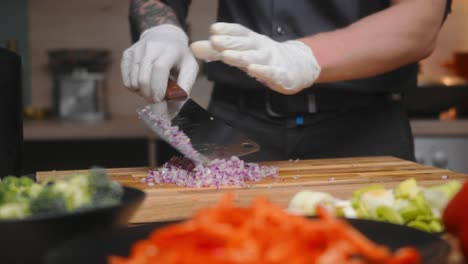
[121,24,199,102]
[190,23,321,95]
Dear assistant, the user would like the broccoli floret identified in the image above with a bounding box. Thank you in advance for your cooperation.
[31,169,123,214]
[59,175,93,210]
[88,168,124,208]
[0,176,44,219]
[88,168,109,189]
[29,187,68,215]
[0,176,43,204]
[18,176,35,186]
[1,176,34,189]
[29,174,92,215]
[0,170,124,219]
[0,202,30,219]
[92,181,124,208]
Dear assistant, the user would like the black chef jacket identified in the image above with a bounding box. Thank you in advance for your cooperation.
[154,0,451,161]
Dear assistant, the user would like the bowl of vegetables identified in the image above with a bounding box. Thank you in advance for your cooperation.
[288,178,462,233]
[0,169,145,264]
[47,193,449,264]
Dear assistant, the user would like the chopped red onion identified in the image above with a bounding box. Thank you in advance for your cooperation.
[138,106,206,165]
[146,156,278,188]
[138,106,277,188]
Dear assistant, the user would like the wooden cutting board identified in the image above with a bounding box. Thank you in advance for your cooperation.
[36,156,468,224]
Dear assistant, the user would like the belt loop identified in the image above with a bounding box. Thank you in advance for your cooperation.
[307,93,317,113]
[265,91,287,118]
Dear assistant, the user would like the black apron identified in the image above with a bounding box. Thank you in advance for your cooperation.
[0,48,23,178]
[158,0,444,162]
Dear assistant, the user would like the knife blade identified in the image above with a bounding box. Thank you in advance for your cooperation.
[137,80,260,165]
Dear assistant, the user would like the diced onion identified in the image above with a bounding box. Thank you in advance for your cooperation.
[146,156,278,188]
[139,107,206,165]
[140,106,277,188]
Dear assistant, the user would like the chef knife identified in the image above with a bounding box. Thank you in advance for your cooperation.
[137,80,260,165]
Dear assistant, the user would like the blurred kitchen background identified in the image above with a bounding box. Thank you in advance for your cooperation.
[2,0,468,174]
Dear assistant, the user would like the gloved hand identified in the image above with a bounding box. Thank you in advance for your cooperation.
[121,24,199,102]
[190,22,321,95]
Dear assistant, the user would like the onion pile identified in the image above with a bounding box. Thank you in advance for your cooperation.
[145,156,278,188]
[139,106,277,188]
[138,106,206,165]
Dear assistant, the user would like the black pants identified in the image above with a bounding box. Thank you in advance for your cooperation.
[0,48,23,178]
[208,86,415,162]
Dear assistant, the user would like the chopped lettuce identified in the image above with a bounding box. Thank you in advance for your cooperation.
[422,181,462,215]
[288,191,336,216]
[289,178,462,233]
[334,200,356,218]
[375,206,404,225]
[351,184,384,209]
[355,189,393,217]
[394,178,421,199]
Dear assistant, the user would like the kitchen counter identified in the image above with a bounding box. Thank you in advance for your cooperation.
[411,119,468,137]
[24,117,468,140]
[36,156,467,223]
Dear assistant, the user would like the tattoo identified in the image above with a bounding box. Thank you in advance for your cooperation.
[130,0,181,34]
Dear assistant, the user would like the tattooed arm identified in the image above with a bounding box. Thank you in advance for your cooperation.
[123,0,198,102]
[130,0,184,37]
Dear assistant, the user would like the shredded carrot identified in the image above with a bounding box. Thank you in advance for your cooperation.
[109,193,421,264]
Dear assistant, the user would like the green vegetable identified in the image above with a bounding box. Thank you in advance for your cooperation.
[289,178,462,233]
[347,178,461,233]
[88,168,124,208]
[0,176,42,204]
[351,184,384,209]
[409,192,433,216]
[0,203,30,219]
[288,191,336,215]
[429,220,443,233]
[375,206,404,225]
[397,202,420,222]
[0,170,124,220]
[394,178,420,199]
[354,188,394,219]
[406,214,443,233]
[407,220,432,232]
[30,187,68,215]
[0,176,43,219]
[423,181,462,215]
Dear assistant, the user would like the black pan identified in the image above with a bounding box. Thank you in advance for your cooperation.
[0,187,145,264]
[46,218,450,264]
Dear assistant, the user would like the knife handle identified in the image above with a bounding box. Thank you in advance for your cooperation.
[165,79,188,100]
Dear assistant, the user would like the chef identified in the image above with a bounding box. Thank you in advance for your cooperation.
[122,0,450,161]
